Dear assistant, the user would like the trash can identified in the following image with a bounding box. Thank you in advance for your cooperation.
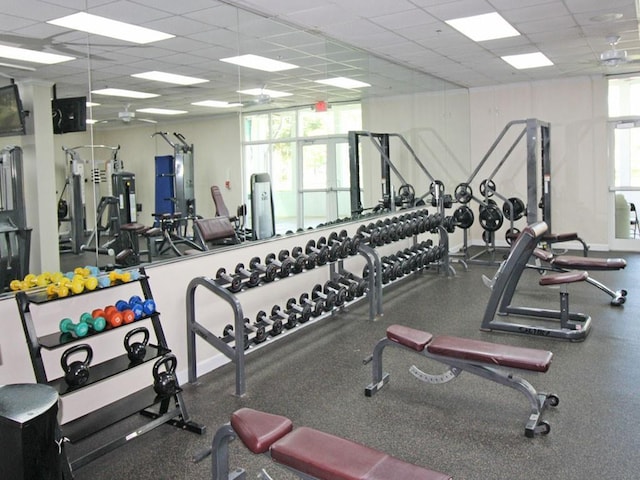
[0,383,62,480]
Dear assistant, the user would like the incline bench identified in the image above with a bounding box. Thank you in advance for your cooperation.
[203,407,452,480]
[365,324,558,438]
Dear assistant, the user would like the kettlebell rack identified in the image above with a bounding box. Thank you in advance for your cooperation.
[15,267,204,476]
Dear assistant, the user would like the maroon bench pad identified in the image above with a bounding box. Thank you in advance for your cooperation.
[271,426,452,480]
[426,335,553,373]
[539,270,588,286]
[542,232,578,242]
[387,324,433,352]
[551,255,626,271]
[231,408,292,454]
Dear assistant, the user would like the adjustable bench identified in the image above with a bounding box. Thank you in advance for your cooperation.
[365,324,557,438]
[205,407,452,480]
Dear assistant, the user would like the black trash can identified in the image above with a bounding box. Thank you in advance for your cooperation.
[0,383,62,480]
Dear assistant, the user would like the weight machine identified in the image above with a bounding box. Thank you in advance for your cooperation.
[250,173,275,240]
[0,146,31,290]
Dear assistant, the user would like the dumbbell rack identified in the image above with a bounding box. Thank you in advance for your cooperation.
[15,267,204,476]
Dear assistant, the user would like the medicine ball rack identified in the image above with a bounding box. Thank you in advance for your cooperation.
[15,267,204,476]
[185,208,454,397]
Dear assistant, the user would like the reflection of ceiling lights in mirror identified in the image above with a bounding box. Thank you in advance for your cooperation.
[238,88,292,98]
[221,54,298,72]
[86,102,100,107]
[0,61,36,71]
[446,12,520,42]
[91,88,159,99]
[0,45,74,64]
[315,77,371,89]
[47,12,175,44]
[131,71,209,85]
[136,108,187,115]
[501,52,553,69]
[191,100,242,108]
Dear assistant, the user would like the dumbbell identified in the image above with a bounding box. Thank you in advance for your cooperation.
[311,284,336,312]
[337,273,367,299]
[356,223,382,246]
[222,323,250,350]
[299,292,325,318]
[265,252,293,279]
[374,221,391,244]
[389,253,411,276]
[103,306,124,328]
[108,270,131,284]
[383,220,398,242]
[285,297,312,324]
[291,246,315,271]
[277,249,302,274]
[215,267,243,293]
[348,233,362,255]
[79,312,106,332]
[234,263,261,288]
[380,256,402,281]
[128,296,156,317]
[249,256,278,283]
[324,280,348,307]
[362,263,390,285]
[327,232,350,260]
[429,213,444,231]
[271,304,298,330]
[394,251,417,273]
[256,310,284,337]
[46,283,70,298]
[244,318,268,344]
[59,317,89,338]
[305,240,329,266]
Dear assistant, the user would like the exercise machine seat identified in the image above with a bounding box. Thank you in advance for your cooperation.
[230,408,292,454]
[551,256,626,271]
[539,270,588,286]
[194,217,236,243]
[541,232,578,243]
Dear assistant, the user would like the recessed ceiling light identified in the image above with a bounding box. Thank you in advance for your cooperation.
[131,71,208,85]
[191,100,242,108]
[237,88,292,98]
[590,13,623,22]
[446,12,520,42]
[315,77,371,89]
[86,101,100,107]
[0,45,74,64]
[221,54,298,72]
[501,52,553,69]
[47,12,174,44]
[91,88,159,99]
[136,108,187,115]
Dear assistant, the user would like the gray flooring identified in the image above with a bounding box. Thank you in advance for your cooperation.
[71,249,640,480]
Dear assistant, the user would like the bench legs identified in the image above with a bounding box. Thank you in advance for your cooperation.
[210,424,246,480]
[365,338,559,437]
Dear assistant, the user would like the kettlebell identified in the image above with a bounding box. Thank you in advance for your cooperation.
[61,344,93,387]
[124,327,150,363]
[152,353,177,397]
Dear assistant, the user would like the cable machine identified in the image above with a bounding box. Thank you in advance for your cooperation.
[0,146,31,290]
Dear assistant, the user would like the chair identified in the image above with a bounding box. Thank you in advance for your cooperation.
[631,203,639,239]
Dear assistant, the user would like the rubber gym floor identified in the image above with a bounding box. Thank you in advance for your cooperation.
[71,249,640,480]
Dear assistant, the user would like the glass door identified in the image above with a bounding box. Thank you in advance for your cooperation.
[298,137,350,229]
[610,118,640,251]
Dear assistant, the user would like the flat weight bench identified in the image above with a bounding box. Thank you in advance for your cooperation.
[204,407,452,480]
[532,248,627,306]
[365,324,558,438]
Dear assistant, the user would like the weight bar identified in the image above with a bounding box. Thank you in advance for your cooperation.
[222,323,250,350]
[324,280,348,307]
[311,284,336,312]
[244,318,268,344]
[234,263,261,288]
[502,197,526,221]
[285,297,312,324]
[292,246,316,270]
[265,252,293,279]
[299,292,326,317]
[305,240,329,265]
[256,310,284,337]
[271,304,298,330]
[249,256,279,283]
[215,267,243,293]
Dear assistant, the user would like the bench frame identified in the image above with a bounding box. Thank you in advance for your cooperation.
[365,331,558,438]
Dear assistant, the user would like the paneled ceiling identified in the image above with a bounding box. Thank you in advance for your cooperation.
[1,0,639,124]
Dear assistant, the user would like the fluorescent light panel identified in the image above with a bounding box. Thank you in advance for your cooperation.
[86,101,100,107]
[315,77,371,89]
[47,12,174,44]
[0,45,74,64]
[446,12,519,42]
[191,100,242,108]
[91,88,159,99]
[501,52,553,69]
[237,88,292,98]
[86,119,98,124]
[131,71,208,85]
[136,108,187,115]
[221,54,298,72]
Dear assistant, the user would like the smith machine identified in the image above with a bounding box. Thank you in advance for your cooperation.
[151,132,200,256]
[0,146,31,291]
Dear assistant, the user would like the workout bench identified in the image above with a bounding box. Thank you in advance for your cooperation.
[204,407,451,480]
[365,324,557,437]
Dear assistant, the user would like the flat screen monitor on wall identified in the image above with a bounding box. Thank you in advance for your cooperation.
[52,96,86,134]
[0,84,26,137]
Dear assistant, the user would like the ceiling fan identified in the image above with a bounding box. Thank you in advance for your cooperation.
[95,104,157,125]
[599,35,640,67]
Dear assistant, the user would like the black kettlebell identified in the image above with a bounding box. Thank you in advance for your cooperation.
[61,344,93,387]
[152,353,177,397]
[124,327,150,363]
